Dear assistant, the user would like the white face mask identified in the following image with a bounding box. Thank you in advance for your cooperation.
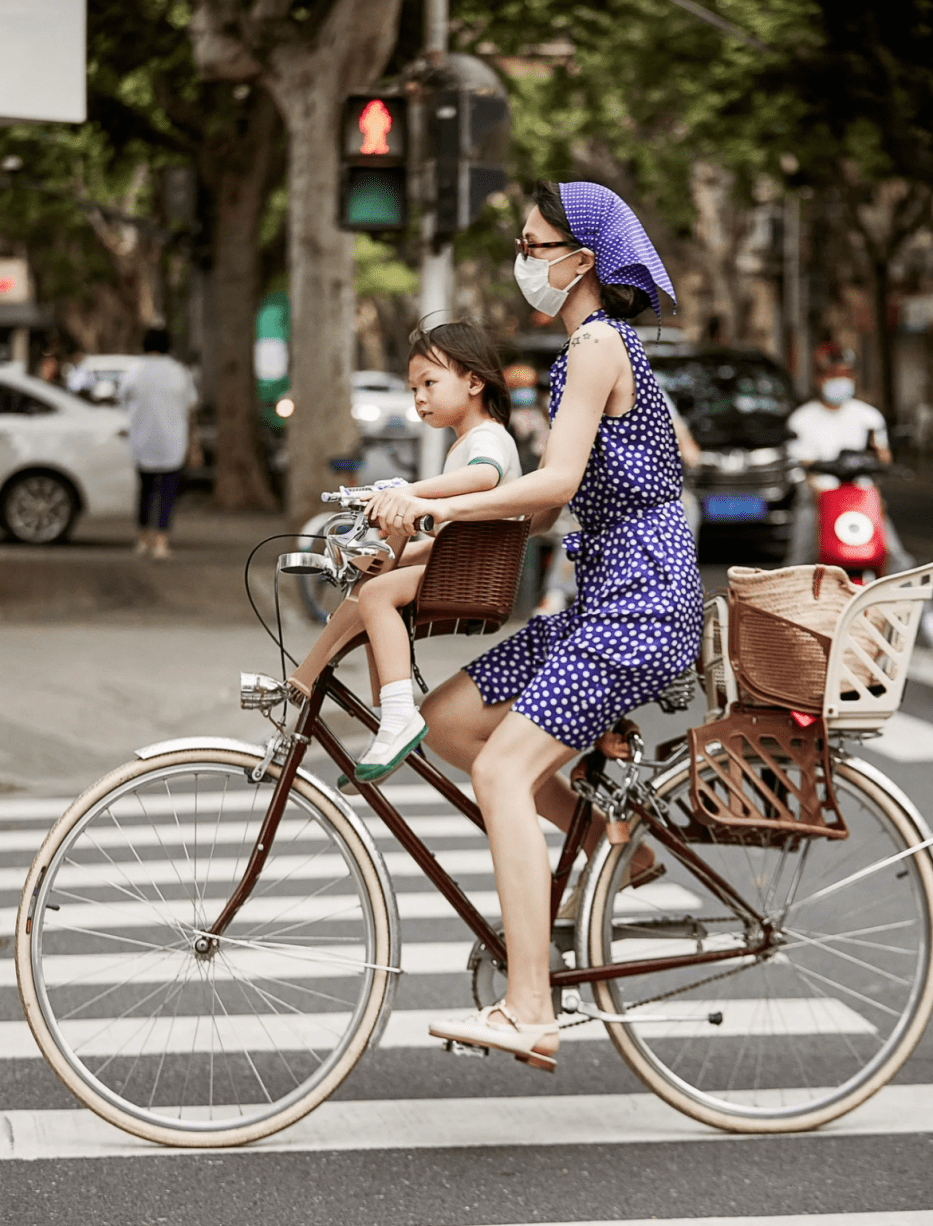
[513,249,585,316]
[820,376,855,406]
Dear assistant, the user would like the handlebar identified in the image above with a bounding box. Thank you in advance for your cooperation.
[321,484,433,533]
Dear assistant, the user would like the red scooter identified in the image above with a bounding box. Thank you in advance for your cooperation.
[810,450,887,584]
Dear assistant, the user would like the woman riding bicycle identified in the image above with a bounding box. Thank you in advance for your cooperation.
[364,180,704,1070]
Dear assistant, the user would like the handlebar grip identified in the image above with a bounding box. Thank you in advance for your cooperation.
[414,514,434,533]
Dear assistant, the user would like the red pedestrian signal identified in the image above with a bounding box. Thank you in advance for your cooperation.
[358,99,392,156]
[340,94,408,231]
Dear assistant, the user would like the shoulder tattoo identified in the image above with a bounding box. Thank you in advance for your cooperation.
[570,330,599,348]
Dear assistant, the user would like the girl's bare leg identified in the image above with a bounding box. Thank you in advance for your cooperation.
[357,565,426,685]
[289,598,367,698]
[288,531,411,698]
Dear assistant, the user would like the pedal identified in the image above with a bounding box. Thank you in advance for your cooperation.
[443,1040,490,1059]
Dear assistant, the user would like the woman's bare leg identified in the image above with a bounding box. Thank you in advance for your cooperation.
[422,672,603,857]
[472,712,577,1041]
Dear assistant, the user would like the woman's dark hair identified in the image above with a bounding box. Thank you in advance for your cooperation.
[142,326,171,354]
[532,180,652,321]
[408,320,511,427]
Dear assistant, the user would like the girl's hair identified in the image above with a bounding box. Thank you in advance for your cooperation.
[532,180,652,321]
[408,320,511,427]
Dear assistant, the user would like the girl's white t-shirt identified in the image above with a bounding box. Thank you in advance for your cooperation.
[442,421,522,486]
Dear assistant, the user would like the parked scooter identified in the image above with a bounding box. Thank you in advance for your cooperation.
[809,449,888,584]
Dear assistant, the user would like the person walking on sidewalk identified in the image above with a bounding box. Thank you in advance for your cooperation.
[121,326,197,560]
[364,181,704,1071]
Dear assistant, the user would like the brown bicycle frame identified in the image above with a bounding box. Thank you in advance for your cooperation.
[209,665,772,985]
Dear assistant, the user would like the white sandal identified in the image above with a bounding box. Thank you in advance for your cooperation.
[429,1000,559,1073]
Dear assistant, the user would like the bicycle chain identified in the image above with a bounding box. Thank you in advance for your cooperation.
[559,920,755,1030]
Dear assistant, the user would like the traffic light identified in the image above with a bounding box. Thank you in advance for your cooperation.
[339,94,408,231]
[429,89,509,235]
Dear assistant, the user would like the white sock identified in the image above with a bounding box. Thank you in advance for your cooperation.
[375,680,416,746]
[360,707,380,754]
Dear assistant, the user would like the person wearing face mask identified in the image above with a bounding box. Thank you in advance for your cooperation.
[784,342,914,572]
[364,180,703,1070]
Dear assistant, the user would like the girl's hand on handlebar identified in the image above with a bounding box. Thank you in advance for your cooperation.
[363,487,446,536]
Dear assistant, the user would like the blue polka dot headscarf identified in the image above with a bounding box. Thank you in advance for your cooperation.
[559,181,675,317]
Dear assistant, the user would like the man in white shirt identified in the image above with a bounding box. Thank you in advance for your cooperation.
[785,343,912,572]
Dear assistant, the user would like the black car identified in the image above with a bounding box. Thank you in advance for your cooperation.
[506,332,798,557]
[649,347,797,556]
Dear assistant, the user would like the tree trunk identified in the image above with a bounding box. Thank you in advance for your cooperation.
[265,4,403,525]
[207,88,281,511]
[188,0,403,523]
[870,255,896,430]
[271,60,358,523]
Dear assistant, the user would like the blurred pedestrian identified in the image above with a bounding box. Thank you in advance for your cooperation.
[121,327,197,560]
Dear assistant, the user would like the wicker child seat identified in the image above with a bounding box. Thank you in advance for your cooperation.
[411,518,531,639]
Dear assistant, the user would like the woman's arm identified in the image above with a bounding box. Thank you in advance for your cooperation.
[369,324,630,533]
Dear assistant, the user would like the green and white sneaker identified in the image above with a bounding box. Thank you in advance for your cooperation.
[354,713,427,785]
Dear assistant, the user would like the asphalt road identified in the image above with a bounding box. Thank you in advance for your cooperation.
[1,563,933,1226]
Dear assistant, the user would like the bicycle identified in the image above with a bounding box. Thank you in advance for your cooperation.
[14,493,933,1148]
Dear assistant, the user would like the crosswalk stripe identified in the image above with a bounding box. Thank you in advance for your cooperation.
[870,711,933,762]
[0,941,477,987]
[0,998,877,1060]
[1,1082,931,1160]
[0,845,571,892]
[0,881,698,934]
[0,813,492,855]
[468,1216,933,1226]
[0,783,459,822]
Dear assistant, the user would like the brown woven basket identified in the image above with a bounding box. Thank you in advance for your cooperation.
[415,518,530,633]
[728,593,832,713]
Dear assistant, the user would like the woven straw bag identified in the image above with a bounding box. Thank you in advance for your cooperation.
[727,564,861,712]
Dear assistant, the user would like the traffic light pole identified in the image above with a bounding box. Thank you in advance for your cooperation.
[419,0,454,480]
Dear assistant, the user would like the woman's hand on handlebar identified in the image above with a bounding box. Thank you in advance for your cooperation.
[362,486,446,536]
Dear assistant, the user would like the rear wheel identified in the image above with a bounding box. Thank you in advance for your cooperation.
[578,755,933,1132]
[1,471,77,543]
[16,749,396,1147]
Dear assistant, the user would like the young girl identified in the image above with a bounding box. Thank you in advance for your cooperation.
[287,321,521,784]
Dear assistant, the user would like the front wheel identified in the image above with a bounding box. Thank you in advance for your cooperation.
[577,755,933,1133]
[15,749,397,1147]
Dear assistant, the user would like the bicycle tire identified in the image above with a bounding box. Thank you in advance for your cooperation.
[576,754,933,1133]
[15,748,397,1148]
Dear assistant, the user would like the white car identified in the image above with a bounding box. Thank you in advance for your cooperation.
[351,369,421,436]
[67,353,143,404]
[0,367,135,544]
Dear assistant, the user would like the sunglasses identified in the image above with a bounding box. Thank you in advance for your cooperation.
[514,238,572,260]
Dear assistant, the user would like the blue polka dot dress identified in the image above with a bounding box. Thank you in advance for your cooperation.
[464,310,704,750]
